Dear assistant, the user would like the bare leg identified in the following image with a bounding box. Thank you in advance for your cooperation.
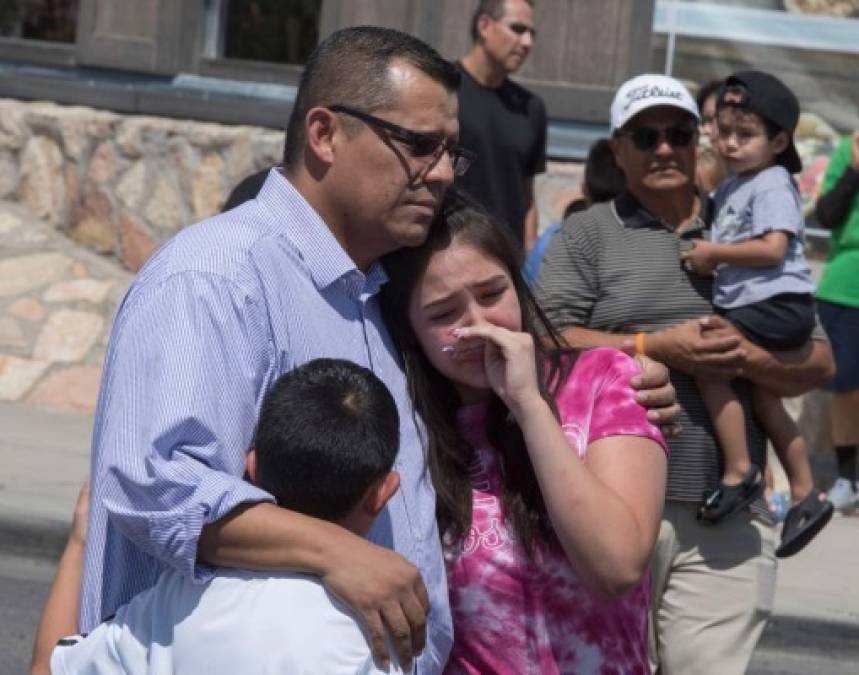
[696,377,751,485]
[831,389,859,447]
[753,387,813,504]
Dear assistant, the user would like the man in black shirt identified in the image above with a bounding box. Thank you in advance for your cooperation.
[456,0,546,250]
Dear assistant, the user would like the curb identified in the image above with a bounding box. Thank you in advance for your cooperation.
[756,614,859,658]
[0,513,69,562]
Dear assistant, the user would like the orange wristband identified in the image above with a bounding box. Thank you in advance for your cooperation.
[635,332,647,356]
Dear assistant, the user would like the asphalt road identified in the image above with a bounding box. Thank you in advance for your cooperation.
[0,553,54,675]
[1,552,856,675]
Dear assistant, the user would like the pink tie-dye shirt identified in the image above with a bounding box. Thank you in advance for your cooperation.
[444,348,667,675]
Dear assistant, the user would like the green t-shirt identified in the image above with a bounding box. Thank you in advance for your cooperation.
[816,136,859,308]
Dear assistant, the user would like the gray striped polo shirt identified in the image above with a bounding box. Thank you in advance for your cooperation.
[536,191,766,503]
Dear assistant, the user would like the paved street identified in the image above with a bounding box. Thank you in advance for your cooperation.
[0,552,55,674]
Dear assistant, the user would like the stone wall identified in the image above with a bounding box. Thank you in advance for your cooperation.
[0,98,284,272]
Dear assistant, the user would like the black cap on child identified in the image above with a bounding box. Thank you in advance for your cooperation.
[716,70,802,175]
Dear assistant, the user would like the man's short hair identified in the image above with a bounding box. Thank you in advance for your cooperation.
[470,0,535,41]
[253,358,400,521]
[283,26,459,169]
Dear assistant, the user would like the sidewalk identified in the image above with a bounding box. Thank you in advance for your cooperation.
[0,401,90,559]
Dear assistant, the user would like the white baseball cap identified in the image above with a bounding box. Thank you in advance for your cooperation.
[610,74,700,133]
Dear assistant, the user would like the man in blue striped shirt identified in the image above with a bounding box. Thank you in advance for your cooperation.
[82,27,463,673]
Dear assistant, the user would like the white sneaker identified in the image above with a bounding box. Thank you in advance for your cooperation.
[827,477,858,514]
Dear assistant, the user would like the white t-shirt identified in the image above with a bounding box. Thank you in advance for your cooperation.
[51,569,407,675]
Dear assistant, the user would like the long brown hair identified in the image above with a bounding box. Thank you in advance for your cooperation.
[380,189,575,555]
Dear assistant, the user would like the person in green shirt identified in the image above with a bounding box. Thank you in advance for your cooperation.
[815,130,859,513]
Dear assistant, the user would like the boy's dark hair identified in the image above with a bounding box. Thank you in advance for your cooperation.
[584,138,625,203]
[283,26,459,169]
[253,358,399,521]
[470,0,535,41]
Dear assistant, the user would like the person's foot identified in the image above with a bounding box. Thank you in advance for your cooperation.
[698,465,764,524]
[827,477,858,514]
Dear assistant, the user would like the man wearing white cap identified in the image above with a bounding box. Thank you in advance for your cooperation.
[538,74,834,674]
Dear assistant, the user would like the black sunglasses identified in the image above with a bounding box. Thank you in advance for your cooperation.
[328,105,474,176]
[619,124,698,152]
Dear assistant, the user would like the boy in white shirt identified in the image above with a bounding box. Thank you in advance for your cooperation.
[32,358,408,675]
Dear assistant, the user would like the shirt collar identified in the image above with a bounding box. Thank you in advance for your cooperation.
[613,189,713,236]
[254,169,388,298]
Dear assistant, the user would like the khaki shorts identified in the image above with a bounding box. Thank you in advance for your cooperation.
[648,501,777,675]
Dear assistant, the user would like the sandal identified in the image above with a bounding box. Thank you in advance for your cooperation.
[697,465,764,525]
[775,490,834,558]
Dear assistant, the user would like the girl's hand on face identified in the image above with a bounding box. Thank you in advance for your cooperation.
[451,323,542,412]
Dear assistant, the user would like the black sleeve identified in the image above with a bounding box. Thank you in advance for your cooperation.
[529,96,547,176]
[815,166,859,229]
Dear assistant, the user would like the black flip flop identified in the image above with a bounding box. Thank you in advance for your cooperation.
[775,490,834,558]
[698,465,764,525]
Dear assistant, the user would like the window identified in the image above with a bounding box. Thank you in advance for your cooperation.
[0,0,79,43]
[221,0,322,65]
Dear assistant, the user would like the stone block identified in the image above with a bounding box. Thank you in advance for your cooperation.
[34,309,104,363]
[22,102,63,137]
[0,151,18,198]
[253,132,284,169]
[188,121,243,149]
[71,262,90,278]
[71,188,115,253]
[116,161,148,211]
[0,103,26,150]
[116,118,145,158]
[0,210,22,237]
[0,253,73,297]
[145,172,187,231]
[169,139,197,190]
[58,118,90,161]
[0,354,49,401]
[6,297,46,322]
[87,141,118,184]
[18,135,66,226]
[227,135,254,183]
[192,153,226,220]
[85,111,120,141]
[43,279,113,304]
[64,167,80,218]
[26,365,102,414]
[0,317,25,349]
[71,217,115,254]
[119,213,155,272]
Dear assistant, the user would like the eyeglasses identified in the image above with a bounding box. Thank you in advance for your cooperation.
[328,105,474,176]
[619,124,698,152]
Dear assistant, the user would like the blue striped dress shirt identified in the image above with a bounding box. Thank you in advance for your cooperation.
[80,169,453,672]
